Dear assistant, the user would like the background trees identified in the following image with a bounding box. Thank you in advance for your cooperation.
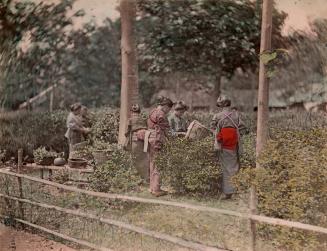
[0,0,120,110]
[136,0,286,105]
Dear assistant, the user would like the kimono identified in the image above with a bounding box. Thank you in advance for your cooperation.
[211,107,246,195]
[65,112,84,158]
[146,107,170,192]
[168,113,188,133]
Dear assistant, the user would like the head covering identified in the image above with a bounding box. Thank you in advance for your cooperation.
[70,102,82,112]
[174,101,189,111]
[130,104,141,113]
[216,95,231,107]
[157,96,174,108]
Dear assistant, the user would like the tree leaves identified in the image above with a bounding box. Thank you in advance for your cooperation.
[137,0,286,80]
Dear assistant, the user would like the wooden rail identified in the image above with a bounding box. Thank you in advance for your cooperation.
[0,194,226,251]
[0,169,326,235]
[19,85,57,110]
[0,215,112,251]
[25,163,94,173]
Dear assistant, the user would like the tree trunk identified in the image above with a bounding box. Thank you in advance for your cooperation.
[211,73,221,110]
[118,0,139,145]
[250,1,273,251]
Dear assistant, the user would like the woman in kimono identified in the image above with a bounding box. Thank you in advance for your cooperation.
[65,103,90,158]
[146,96,174,197]
[211,95,246,200]
[168,101,189,136]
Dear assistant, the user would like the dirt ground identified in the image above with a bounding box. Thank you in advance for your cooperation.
[0,224,80,251]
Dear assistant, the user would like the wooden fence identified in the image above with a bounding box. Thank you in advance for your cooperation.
[0,155,326,251]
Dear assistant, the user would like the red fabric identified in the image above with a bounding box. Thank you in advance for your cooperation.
[217,128,238,150]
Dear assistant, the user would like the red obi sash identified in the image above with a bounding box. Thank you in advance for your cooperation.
[217,128,238,150]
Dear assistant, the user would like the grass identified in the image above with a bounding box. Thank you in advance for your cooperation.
[0,171,322,251]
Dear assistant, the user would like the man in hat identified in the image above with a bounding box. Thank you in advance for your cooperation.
[168,101,189,136]
[211,95,246,200]
[145,96,174,196]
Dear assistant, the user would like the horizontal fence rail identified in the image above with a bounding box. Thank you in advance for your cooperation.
[0,193,226,251]
[0,169,326,235]
[0,214,112,251]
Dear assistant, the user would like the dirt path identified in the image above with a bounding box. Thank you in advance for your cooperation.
[0,224,81,251]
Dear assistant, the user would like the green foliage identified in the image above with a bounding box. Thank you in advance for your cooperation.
[63,19,121,107]
[89,145,142,193]
[89,140,115,152]
[0,110,67,158]
[239,132,256,169]
[233,129,327,250]
[90,107,119,143]
[0,0,82,109]
[0,1,120,109]
[137,0,286,78]
[156,137,221,195]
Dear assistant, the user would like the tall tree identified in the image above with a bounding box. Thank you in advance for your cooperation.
[118,0,139,145]
[136,0,286,106]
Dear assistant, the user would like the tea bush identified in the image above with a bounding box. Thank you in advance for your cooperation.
[156,137,221,195]
[90,107,119,144]
[233,129,327,250]
[88,145,142,193]
[0,107,121,159]
[0,110,67,158]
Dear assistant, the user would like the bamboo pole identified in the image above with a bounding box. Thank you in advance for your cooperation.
[0,214,112,251]
[0,170,326,235]
[0,194,226,251]
[25,163,94,173]
[250,1,274,250]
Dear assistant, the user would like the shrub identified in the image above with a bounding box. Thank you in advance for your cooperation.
[239,132,256,169]
[88,145,142,193]
[90,107,119,144]
[0,110,67,158]
[233,129,327,250]
[156,137,221,195]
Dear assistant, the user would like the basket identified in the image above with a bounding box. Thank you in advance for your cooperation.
[68,158,87,169]
[185,120,213,140]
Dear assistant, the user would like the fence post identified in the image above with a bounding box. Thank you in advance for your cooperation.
[40,168,44,179]
[17,149,25,223]
[49,88,54,112]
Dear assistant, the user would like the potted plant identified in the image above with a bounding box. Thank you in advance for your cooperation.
[33,147,57,166]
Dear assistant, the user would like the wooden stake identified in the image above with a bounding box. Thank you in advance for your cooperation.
[49,89,54,112]
[250,1,273,251]
[17,149,25,222]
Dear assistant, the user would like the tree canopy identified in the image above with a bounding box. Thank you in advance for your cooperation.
[0,0,120,109]
[137,0,287,78]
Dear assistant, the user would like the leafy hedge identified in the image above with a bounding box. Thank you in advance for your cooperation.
[156,137,221,195]
[233,129,327,250]
[0,107,120,159]
[0,111,67,158]
[88,145,142,193]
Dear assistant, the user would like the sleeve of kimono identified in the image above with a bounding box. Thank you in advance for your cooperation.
[210,114,219,130]
[68,117,84,132]
[237,113,247,132]
[168,116,176,132]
